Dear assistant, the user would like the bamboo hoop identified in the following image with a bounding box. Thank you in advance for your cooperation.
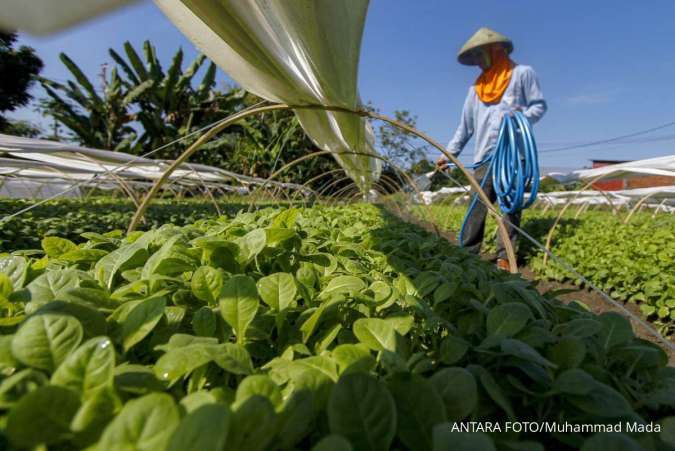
[127,103,518,273]
[624,191,661,224]
[543,173,612,265]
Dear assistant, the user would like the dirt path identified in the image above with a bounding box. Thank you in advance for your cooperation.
[388,206,675,364]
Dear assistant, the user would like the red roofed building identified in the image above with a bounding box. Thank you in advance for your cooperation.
[591,159,675,191]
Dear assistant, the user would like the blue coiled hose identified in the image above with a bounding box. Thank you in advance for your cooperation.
[458,110,539,246]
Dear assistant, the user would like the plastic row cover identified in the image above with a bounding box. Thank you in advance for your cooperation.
[154,0,382,190]
[0,0,137,35]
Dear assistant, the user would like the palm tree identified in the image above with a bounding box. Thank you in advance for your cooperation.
[40,54,139,150]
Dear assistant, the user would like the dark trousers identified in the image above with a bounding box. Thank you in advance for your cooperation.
[461,164,521,259]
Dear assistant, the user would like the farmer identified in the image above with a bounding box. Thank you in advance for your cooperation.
[436,27,547,270]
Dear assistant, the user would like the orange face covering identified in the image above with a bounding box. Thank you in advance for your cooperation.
[474,46,513,104]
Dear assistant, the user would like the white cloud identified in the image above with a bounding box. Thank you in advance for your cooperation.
[565,93,613,105]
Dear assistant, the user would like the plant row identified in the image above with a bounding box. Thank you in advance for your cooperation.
[414,205,675,335]
[0,197,252,252]
[0,204,673,450]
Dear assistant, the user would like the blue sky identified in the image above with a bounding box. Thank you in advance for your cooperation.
[9,0,675,170]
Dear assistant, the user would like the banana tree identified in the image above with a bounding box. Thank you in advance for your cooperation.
[39,53,140,150]
[108,40,248,160]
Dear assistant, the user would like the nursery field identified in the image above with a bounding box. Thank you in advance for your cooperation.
[414,205,675,336]
[0,201,674,450]
[0,197,255,252]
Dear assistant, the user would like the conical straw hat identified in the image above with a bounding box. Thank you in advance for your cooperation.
[457,27,513,66]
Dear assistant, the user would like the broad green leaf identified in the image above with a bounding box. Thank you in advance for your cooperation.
[154,343,217,384]
[430,368,477,421]
[277,390,315,449]
[11,313,83,372]
[308,253,338,276]
[6,385,81,449]
[385,315,414,336]
[51,336,114,396]
[0,256,29,289]
[470,365,515,419]
[235,374,282,409]
[121,295,166,351]
[95,242,149,289]
[228,396,276,451]
[96,393,180,451]
[432,427,496,451]
[0,335,18,372]
[141,235,196,279]
[369,281,392,303]
[212,343,254,375]
[34,300,107,338]
[296,264,316,289]
[271,208,300,228]
[500,338,556,368]
[70,387,117,447]
[27,269,94,304]
[353,318,396,352]
[58,286,117,310]
[59,248,108,263]
[191,266,223,304]
[486,302,532,337]
[0,272,13,299]
[661,417,675,447]
[556,318,602,338]
[321,275,366,297]
[413,271,440,297]
[235,228,267,263]
[328,372,396,451]
[219,275,259,344]
[389,373,446,451]
[180,390,217,413]
[257,272,296,311]
[113,364,165,395]
[568,382,633,417]
[580,432,642,451]
[312,435,354,451]
[42,236,77,257]
[265,228,297,246]
[547,337,586,369]
[154,333,217,351]
[0,369,48,409]
[289,355,339,382]
[192,306,216,337]
[598,312,634,351]
[167,404,231,451]
[439,335,469,365]
[553,369,596,395]
[300,299,341,343]
[332,343,376,375]
[433,281,456,304]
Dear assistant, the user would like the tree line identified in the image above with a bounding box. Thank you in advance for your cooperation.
[1,33,436,188]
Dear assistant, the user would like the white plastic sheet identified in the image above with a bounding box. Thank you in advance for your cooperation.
[1,0,382,190]
[0,0,137,35]
[0,134,309,194]
[543,155,675,183]
[154,0,381,190]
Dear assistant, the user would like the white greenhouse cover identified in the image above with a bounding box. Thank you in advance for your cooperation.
[0,179,82,199]
[544,155,675,183]
[154,0,381,190]
[417,155,674,206]
[2,0,382,190]
[0,0,138,35]
[0,134,308,197]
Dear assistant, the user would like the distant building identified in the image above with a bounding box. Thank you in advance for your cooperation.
[591,159,675,191]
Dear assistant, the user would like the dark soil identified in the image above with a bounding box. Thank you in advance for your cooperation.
[388,206,675,365]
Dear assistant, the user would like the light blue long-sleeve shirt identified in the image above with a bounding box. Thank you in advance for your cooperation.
[446,64,547,163]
